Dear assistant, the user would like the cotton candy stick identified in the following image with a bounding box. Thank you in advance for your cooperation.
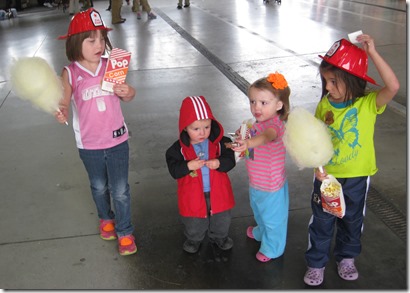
[57,110,69,126]
[9,57,68,125]
[283,107,333,170]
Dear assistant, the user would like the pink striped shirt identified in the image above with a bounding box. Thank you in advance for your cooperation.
[246,116,286,192]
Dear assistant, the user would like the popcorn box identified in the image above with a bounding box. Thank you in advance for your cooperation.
[101,48,131,92]
[320,175,345,218]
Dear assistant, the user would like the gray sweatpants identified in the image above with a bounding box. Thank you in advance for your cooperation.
[181,192,232,242]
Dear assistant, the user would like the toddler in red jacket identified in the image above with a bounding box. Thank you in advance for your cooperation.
[165,96,236,253]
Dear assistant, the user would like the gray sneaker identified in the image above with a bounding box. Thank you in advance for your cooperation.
[212,237,233,250]
[147,12,157,19]
[183,239,201,253]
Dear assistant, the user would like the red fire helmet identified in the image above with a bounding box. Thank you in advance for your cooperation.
[319,38,377,85]
[58,8,112,40]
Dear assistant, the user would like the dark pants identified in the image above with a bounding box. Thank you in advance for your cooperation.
[181,192,232,242]
[305,176,369,268]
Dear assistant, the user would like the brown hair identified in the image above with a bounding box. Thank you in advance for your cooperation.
[319,60,367,105]
[248,76,291,121]
[65,30,112,62]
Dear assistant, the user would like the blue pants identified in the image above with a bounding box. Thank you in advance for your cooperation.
[79,141,134,237]
[305,176,369,268]
[249,181,289,259]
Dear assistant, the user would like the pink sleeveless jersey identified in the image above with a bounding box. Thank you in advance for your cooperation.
[65,58,128,150]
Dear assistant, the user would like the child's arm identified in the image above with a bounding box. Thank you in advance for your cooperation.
[113,83,136,102]
[54,68,71,124]
[357,34,400,108]
[233,127,277,153]
[166,141,200,179]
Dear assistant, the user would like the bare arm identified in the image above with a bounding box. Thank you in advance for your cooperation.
[357,34,400,108]
[54,68,72,124]
[233,127,277,153]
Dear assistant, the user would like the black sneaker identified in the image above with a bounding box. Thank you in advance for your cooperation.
[183,4,190,7]
[183,239,201,253]
[177,4,182,9]
[212,237,233,250]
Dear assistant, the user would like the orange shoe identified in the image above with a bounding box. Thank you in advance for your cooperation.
[118,235,137,256]
[99,219,117,240]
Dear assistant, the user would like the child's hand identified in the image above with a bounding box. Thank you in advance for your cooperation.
[205,159,220,170]
[188,158,206,171]
[54,107,68,125]
[113,83,135,101]
[357,34,375,54]
[232,139,247,153]
[315,167,328,182]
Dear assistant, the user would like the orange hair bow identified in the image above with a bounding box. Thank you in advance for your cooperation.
[267,72,288,90]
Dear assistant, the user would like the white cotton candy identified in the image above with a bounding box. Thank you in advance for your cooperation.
[10,57,63,115]
[283,107,333,170]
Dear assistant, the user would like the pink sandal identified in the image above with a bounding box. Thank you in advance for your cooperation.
[246,226,255,239]
[256,251,271,262]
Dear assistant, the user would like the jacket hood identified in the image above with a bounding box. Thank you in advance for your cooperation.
[178,96,224,146]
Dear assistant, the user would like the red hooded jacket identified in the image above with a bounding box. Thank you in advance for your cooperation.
[165,96,236,218]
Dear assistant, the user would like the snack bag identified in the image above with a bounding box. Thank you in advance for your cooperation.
[101,48,131,92]
[225,118,254,162]
[320,175,345,218]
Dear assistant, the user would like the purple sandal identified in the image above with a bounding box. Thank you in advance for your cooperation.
[337,258,359,281]
[304,267,325,286]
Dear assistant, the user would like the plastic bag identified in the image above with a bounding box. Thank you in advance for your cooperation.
[320,175,345,218]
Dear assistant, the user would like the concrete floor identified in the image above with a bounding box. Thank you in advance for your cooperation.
[0,0,407,289]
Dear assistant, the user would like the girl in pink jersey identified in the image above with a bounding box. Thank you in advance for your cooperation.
[54,8,137,256]
[233,72,290,262]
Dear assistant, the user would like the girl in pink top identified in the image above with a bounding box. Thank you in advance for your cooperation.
[55,8,137,256]
[233,72,291,262]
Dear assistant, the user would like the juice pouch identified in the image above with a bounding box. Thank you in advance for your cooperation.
[320,175,345,218]
[101,48,131,92]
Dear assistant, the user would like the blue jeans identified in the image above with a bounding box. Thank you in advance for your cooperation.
[79,141,134,237]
